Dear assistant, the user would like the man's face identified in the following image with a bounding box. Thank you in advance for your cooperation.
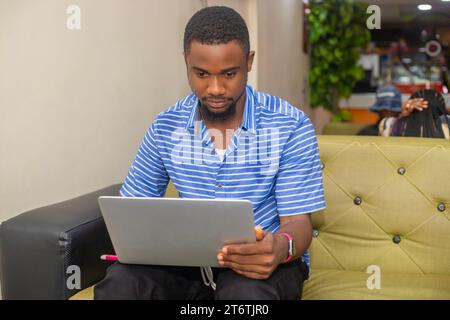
[184,41,254,120]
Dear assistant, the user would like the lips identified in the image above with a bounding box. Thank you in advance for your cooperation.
[206,100,229,109]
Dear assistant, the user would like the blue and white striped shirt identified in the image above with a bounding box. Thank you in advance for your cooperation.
[120,85,326,267]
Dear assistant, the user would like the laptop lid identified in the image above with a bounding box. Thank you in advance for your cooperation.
[98,196,255,267]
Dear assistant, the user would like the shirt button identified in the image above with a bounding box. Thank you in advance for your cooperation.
[217,184,223,188]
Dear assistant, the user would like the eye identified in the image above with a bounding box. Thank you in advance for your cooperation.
[225,72,236,78]
[196,72,207,78]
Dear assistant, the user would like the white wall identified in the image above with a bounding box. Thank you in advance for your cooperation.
[256,0,311,117]
[0,0,199,222]
[0,0,309,222]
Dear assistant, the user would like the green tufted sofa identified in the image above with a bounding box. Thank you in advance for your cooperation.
[303,135,450,299]
[2,135,450,299]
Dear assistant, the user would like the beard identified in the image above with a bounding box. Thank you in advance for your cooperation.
[200,99,237,122]
[199,88,246,123]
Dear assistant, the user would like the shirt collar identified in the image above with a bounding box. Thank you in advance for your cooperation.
[185,85,257,135]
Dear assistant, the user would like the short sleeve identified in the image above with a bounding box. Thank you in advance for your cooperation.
[120,121,169,197]
[275,116,326,216]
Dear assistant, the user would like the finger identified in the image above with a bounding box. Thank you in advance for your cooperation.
[223,234,273,256]
[414,104,424,111]
[222,260,270,276]
[255,225,264,241]
[222,242,262,256]
[220,252,272,266]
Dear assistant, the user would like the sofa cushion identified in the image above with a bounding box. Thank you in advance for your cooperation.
[70,286,94,300]
[303,269,450,300]
[312,136,450,276]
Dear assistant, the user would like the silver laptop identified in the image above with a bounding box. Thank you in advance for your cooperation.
[98,196,255,267]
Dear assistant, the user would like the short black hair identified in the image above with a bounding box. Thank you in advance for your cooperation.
[183,6,250,55]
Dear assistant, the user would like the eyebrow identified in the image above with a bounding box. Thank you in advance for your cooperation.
[191,66,241,74]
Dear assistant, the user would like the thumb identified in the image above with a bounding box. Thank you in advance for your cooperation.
[255,225,265,241]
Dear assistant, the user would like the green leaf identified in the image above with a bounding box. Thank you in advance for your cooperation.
[319,10,327,22]
[329,74,339,84]
[309,0,371,113]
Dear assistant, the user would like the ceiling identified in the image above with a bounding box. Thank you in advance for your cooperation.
[366,0,450,25]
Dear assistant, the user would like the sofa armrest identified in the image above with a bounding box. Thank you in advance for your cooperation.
[0,184,121,300]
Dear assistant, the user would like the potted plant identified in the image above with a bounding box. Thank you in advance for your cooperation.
[308,0,371,121]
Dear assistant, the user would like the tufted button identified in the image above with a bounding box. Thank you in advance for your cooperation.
[393,235,401,244]
[320,162,325,170]
[354,196,362,205]
[437,202,446,212]
[313,229,319,238]
[397,167,406,175]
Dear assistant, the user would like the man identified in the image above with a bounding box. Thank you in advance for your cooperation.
[94,6,325,300]
[357,84,403,136]
[357,84,429,136]
[379,89,448,138]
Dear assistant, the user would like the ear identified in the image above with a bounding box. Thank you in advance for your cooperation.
[247,51,255,72]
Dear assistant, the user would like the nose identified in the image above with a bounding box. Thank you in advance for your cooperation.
[206,76,226,96]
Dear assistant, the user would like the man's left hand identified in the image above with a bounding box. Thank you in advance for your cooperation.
[217,231,287,280]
